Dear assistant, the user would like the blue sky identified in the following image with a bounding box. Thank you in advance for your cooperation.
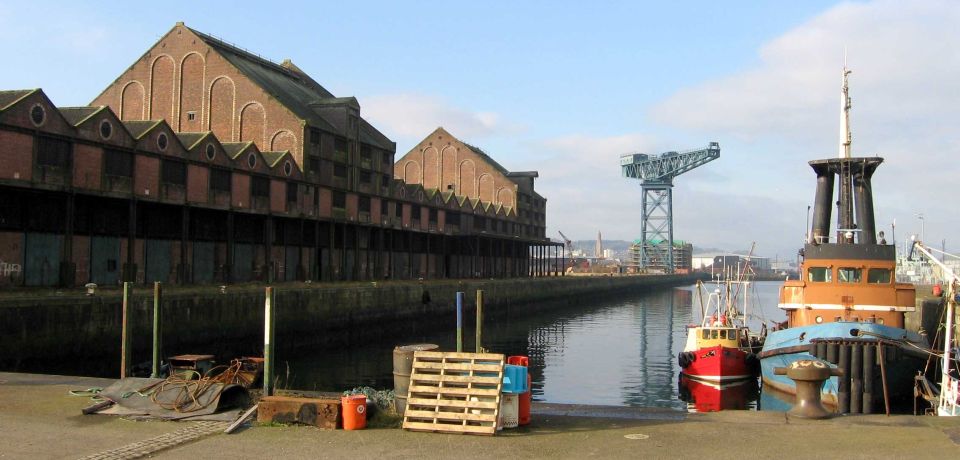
[2,1,957,259]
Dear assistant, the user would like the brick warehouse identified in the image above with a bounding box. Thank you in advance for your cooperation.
[0,23,561,288]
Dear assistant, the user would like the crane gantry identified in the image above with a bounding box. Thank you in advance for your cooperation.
[620,142,720,273]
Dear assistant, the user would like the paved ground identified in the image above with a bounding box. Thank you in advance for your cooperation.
[2,372,959,459]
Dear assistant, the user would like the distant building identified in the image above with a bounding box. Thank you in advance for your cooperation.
[693,254,771,275]
[627,240,692,273]
[393,127,546,240]
[595,231,603,258]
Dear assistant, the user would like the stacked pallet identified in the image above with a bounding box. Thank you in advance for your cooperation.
[401,351,505,435]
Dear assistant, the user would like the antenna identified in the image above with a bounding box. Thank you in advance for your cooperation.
[839,52,853,159]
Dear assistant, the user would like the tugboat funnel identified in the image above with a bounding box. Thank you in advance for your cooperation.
[853,161,880,244]
[810,163,835,244]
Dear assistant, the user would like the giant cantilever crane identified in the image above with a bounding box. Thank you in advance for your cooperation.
[620,142,720,273]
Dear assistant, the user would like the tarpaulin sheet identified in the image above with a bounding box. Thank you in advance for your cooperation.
[94,377,249,422]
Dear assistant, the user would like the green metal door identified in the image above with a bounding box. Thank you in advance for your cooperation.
[234,243,254,282]
[24,233,61,286]
[90,236,121,285]
[145,239,172,283]
[284,246,300,281]
[192,241,215,284]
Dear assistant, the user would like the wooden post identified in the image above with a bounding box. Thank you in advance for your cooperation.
[456,291,464,352]
[878,344,891,416]
[151,282,162,378]
[476,290,484,352]
[120,281,132,378]
[263,286,276,396]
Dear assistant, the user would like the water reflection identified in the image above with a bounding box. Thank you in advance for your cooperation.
[283,281,786,410]
[678,375,760,412]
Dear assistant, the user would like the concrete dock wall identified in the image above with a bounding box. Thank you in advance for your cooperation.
[0,274,699,376]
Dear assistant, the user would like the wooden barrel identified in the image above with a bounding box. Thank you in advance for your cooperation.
[393,344,438,415]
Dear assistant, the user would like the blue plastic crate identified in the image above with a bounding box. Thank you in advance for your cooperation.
[502,364,528,394]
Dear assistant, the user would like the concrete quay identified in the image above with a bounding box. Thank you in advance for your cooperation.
[0,274,700,376]
[2,372,959,459]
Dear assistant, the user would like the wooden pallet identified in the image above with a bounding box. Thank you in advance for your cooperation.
[401,351,504,435]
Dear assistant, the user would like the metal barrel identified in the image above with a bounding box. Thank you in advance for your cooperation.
[826,343,839,364]
[392,344,439,415]
[863,344,876,414]
[838,344,851,413]
[849,343,862,414]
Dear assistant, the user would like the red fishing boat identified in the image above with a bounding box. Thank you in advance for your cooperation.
[678,374,758,412]
[678,271,763,383]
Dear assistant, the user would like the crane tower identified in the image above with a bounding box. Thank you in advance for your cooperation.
[620,142,720,273]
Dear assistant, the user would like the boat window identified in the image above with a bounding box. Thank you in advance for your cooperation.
[711,330,718,339]
[868,268,892,284]
[838,268,862,283]
[702,330,710,340]
[719,330,727,339]
[808,267,832,282]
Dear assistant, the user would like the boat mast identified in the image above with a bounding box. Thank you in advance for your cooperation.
[839,58,852,159]
[837,61,855,242]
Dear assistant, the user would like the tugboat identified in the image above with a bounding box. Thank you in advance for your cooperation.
[678,271,763,383]
[758,66,926,413]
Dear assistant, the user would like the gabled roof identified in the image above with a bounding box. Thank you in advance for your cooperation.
[176,132,209,150]
[121,120,162,139]
[360,119,394,150]
[507,171,539,178]
[221,142,252,158]
[462,141,509,175]
[59,106,103,126]
[187,26,393,150]
[260,151,287,168]
[0,89,34,111]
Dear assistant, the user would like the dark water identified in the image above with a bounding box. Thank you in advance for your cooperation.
[282,281,787,410]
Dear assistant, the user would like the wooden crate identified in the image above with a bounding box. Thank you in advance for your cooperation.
[402,351,504,435]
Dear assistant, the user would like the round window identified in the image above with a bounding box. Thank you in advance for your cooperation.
[30,104,46,126]
[283,160,293,176]
[247,153,257,169]
[99,120,113,139]
[157,133,168,151]
[205,143,216,161]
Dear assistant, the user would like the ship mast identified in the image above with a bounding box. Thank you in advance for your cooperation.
[836,61,855,241]
[839,61,852,159]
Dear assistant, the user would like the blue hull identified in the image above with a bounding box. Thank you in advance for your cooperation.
[760,322,925,407]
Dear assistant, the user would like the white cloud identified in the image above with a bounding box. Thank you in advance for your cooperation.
[534,133,659,243]
[652,0,960,149]
[363,93,516,146]
[647,0,960,256]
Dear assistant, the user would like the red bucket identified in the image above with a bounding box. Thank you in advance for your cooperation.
[341,395,367,430]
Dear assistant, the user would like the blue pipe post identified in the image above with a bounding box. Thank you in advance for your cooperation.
[456,291,464,352]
